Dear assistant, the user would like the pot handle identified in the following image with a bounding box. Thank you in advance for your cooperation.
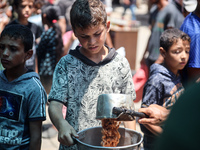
[113,107,149,119]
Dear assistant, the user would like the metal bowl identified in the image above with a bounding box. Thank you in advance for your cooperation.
[75,126,143,150]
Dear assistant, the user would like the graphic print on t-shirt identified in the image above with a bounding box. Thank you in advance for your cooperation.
[0,90,22,121]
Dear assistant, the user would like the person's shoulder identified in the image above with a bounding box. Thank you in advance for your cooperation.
[7,19,18,26]
[148,64,167,83]
[20,71,44,88]
[28,21,41,30]
[163,2,180,14]
[180,13,199,33]
[183,13,200,24]
[56,52,77,67]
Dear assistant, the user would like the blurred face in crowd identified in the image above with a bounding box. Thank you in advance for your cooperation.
[16,0,34,21]
[150,0,160,5]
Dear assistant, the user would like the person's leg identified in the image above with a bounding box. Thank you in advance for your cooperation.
[122,4,129,18]
[129,4,136,20]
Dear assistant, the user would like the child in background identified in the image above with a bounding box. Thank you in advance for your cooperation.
[48,0,136,149]
[140,28,191,150]
[8,0,42,71]
[0,24,47,150]
[36,4,63,94]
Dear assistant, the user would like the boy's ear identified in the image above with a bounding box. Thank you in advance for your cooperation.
[25,49,33,60]
[43,13,46,18]
[106,21,110,32]
[160,47,166,58]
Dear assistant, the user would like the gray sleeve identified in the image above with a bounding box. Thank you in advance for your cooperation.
[120,57,136,101]
[48,58,68,105]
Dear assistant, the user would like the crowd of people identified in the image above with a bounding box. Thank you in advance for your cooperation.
[0,0,200,150]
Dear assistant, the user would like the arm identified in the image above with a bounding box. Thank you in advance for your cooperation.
[138,104,170,125]
[142,124,163,136]
[48,101,79,146]
[58,17,67,36]
[123,120,136,130]
[29,121,42,150]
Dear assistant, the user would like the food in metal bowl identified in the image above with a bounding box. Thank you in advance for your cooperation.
[101,119,121,147]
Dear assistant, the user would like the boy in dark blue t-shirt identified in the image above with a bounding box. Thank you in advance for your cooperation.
[140,28,190,150]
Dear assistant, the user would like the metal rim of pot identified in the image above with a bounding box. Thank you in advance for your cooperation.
[75,126,143,149]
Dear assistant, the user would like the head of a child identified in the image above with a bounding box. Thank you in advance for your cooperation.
[70,0,110,54]
[13,0,34,22]
[160,28,191,75]
[0,24,33,69]
[70,0,107,31]
[41,4,60,25]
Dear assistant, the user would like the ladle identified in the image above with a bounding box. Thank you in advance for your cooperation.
[96,94,148,121]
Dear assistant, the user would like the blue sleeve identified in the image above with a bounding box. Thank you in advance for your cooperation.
[188,33,200,68]
[28,79,47,121]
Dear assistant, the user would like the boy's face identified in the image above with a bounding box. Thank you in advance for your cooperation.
[16,0,34,21]
[74,21,110,56]
[0,36,29,70]
[160,39,190,75]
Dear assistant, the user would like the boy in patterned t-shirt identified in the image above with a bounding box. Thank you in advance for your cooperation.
[48,0,136,149]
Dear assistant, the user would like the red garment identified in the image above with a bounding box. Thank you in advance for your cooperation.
[132,63,149,102]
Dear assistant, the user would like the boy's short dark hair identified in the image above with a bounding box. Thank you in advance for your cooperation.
[13,0,34,8]
[160,28,191,51]
[1,24,33,52]
[70,0,107,31]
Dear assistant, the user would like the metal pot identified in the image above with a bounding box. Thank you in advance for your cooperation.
[75,126,143,150]
[96,94,147,121]
[96,94,134,120]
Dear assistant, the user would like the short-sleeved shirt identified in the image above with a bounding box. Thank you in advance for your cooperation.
[180,13,200,68]
[147,2,184,66]
[0,70,47,149]
[48,46,136,150]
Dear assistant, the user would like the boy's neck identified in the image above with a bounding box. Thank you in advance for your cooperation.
[5,67,28,82]
[17,18,29,26]
[80,46,109,64]
[163,63,179,76]
[157,0,169,10]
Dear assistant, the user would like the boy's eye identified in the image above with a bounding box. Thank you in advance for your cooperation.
[21,5,26,9]
[95,33,101,37]
[0,44,4,50]
[173,50,180,54]
[10,46,18,52]
[186,49,190,54]
[80,35,88,39]
[29,5,33,9]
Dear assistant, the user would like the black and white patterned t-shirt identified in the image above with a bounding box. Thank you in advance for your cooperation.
[48,46,136,150]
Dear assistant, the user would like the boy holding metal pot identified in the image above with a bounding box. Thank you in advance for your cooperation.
[48,0,136,149]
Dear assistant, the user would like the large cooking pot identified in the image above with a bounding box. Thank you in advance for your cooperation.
[75,126,143,150]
